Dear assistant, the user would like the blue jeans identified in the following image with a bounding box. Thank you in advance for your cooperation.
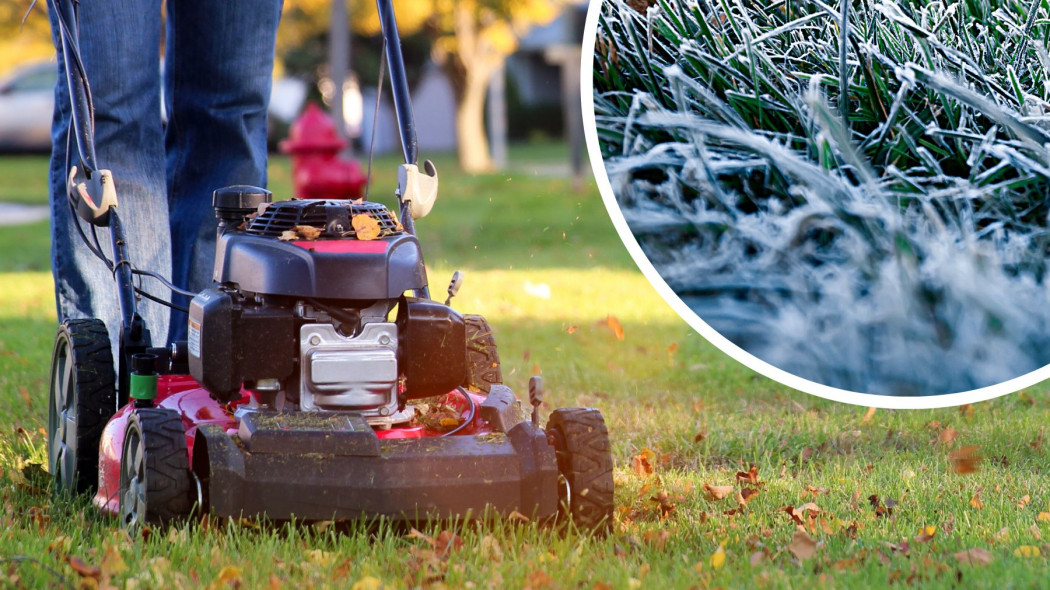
[48,0,282,351]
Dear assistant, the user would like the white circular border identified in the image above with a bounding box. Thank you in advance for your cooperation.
[579,0,1050,409]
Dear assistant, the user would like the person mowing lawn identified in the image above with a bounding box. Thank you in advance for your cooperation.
[47,0,283,353]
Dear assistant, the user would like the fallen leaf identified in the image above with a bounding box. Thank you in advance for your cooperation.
[693,429,707,443]
[861,407,876,424]
[915,525,937,543]
[67,557,100,579]
[788,530,818,561]
[211,566,242,588]
[278,230,298,241]
[1018,495,1032,509]
[642,529,671,549]
[1038,512,1050,523]
[480,535,503,562]
[950,446,981,475]
[351,215,381,240]
[603,315,625,341]
[953,548,993,565]
[507,510,530,523]
[566,325,578,334]
[736,465,761,486]
[1014,545,1041,557]
[435,531,463,555]
[632,448,655,477]
[18,386,29,408]
[939,427,958,446]
[739,488,760,505]
[959,404,974,417]
[710,546,726,569]
[970,488,984,510]
[351,576,384,590]
[703,484,734,501]
[100,545,127,580]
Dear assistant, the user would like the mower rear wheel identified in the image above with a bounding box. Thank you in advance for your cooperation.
[47,319,116,494]
[119,408,193,530]
[547,408,614,532]
[464,314,502,392]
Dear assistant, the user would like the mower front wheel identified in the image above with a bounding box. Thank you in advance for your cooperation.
[119,408,193,530]
[47,319,116,494]
[547,408,614,533]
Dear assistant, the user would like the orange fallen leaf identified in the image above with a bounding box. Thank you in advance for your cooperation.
[632,448,655,477]
[950,445,981,474]
[435,531,463,555]
[739,487,760,505]
[67,556,100,579]
[703,484,733,501]
[566,325,578,334]
[861,407,876,424]
[736,465,761,486]
[351,215,381,240]
[602,315,625,341]
[1018,495,1031,509]
[939,427,959,446]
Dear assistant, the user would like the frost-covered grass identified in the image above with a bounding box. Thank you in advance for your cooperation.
[594,0,1050,395]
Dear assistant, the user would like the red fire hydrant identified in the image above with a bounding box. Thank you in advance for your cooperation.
[280,103,366,199]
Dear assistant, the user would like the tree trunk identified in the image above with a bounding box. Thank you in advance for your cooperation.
[456,71,494,173]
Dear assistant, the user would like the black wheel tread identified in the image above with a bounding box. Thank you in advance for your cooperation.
[548,408,614,532]
[464,314,502,392]
[127,408,192,524]
[50,318,116,494]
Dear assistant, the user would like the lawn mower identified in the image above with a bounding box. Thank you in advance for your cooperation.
[46,0,613,531]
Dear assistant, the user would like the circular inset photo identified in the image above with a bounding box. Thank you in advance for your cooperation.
[584,0,1050,402]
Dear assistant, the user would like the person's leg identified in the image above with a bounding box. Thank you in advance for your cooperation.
[164,0,283,343]
[49,0,170,355]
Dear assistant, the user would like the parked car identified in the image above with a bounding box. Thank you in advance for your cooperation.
[0,61,55,152]
[0,60,306,153]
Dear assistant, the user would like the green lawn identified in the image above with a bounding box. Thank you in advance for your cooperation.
[2,149,1050,588]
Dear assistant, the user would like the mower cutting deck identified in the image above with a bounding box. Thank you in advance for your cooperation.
[46,0,613,532]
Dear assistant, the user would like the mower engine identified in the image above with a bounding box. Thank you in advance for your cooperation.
[188,187,470,425]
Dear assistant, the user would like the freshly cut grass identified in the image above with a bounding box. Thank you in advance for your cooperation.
[594,0,1050,395]
[4,153,1050,587]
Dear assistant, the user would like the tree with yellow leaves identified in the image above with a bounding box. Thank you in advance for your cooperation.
[349,0,565,172]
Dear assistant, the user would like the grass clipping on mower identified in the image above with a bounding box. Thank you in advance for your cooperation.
[594,0,1050,395]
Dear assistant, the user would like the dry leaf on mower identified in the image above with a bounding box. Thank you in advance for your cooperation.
[352,214,381,240]
[703,484,733,501]
[787,530,818,561]
[278,230,299,241]
[953,548,993,565]
[292,225,322,240]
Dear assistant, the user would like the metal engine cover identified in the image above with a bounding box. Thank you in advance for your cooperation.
[300,323,399,414]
